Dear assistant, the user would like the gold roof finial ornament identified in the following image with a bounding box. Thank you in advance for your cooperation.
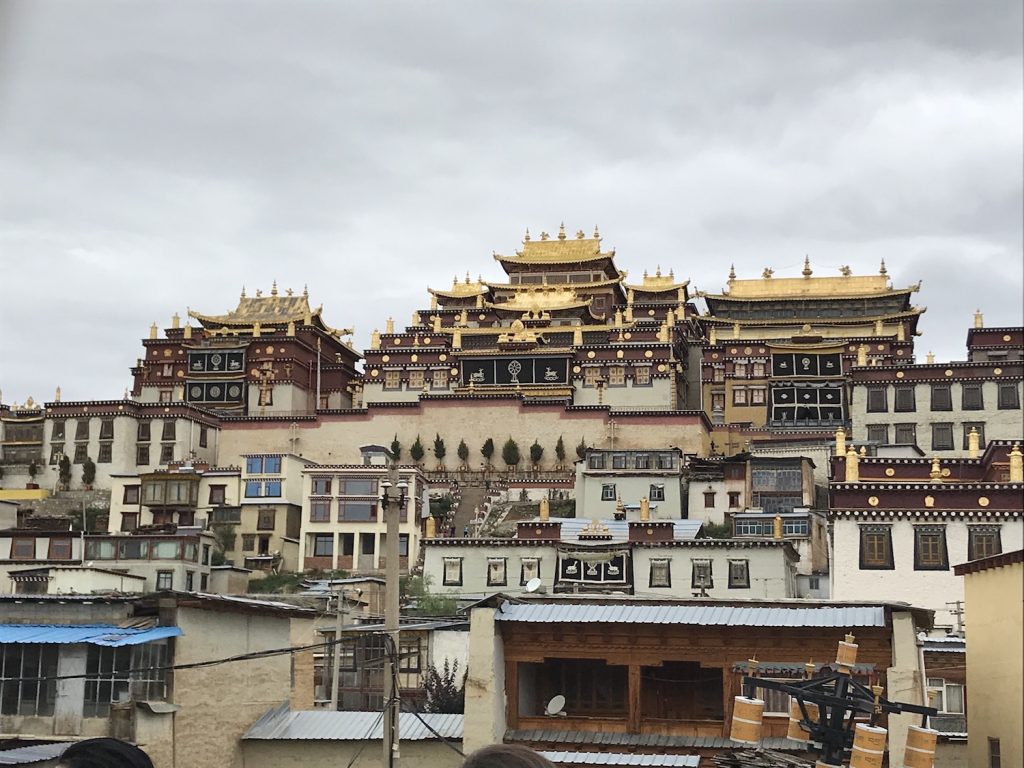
[576,229,585,239]
[839,265,852,276]
[656,264,662,277]
[762,267,774,279]
[669,268,674,279]
[123,387,130,400]
[303,284,309,297]
[974,309,984,329]
[930,456,942,481]
[149,322,158,340]
[465,271,471,283]
[539,231,549,241]
[171,312,180,329]
[593,225,600,239]
[879,258,887,276]
[802,256,813,277]
[524,227,531,242]
[54,386,61,402]
[286,287,294,297]
[453,274,459,286]
[729,264,736,280]
[255,288,263,297]
[926,351,935,364]
[643,269,648,278]
[558,222,566,240]
[271,281,278,296]
[240,285,246,299]
[1008,443,1023,483]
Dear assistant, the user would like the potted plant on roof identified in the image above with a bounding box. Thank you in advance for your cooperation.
[457,439,470,472]
[410,435,425,468]
[529,439,544,473]
[555,435,566,471]
[433,433,446,472]
[82,457,96,491]
[481,437,494,472]
[26,459,39,489]
[502,437,520,474]
[58,455,72,491]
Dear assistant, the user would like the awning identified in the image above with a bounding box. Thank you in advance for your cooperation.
[0,624,181,647]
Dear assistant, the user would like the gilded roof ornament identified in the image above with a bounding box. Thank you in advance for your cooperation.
[271,281,278,296]
[286,288,294,297]
[255,289,263,297]
[839,265,852,276]
[240,286,246,299]
[558,222,566,240]
[762,268,774,279]
[593,225,600,240]
[802,256,813,277]
[729,264,736,280]
[524,228,531,242]
[540,231,550,240]
[576,229,586,239]
[879,259,887,276]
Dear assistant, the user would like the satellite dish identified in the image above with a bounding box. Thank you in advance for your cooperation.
[525,577,545,594]
[545,694,566,716]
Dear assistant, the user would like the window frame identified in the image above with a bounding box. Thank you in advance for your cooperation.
[997,382,1020,410]
[728,559,750,589]
[442,557,463,587]
[859,526,894,570]
[894,423,917,445]
[601,484,617,501]
[486,557,508,587]
[961,383,984,410]
[691,559,714,590]
[967,526,1002,560]
[156,571,173,590]
[893,385,916,413]
[913,526,949,571]
[931,423,954,451]
[930,384,952,411]
[649,559,671,588]
[519,557,541,585]
[649,483,666,502]
[866,424,890,445]
[866,387,888,413]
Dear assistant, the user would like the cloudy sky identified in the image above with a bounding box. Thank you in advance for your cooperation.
[1,0,1021,403]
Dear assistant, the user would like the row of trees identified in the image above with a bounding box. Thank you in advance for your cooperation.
[16,456,95,490]
[388,434,591,469]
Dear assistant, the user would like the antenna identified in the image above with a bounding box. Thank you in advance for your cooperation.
[525,577,546,594]
[544,694,566,717]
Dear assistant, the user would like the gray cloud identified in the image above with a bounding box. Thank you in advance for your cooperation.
[0,0,1020,402]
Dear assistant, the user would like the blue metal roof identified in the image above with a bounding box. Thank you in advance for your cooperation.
[495,603,886,627]
[0,624,181,647]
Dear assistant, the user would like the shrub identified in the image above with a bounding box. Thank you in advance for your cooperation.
[502,438,521,468]
[410,436,425,463]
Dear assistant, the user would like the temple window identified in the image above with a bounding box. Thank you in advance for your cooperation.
[691,560,714,589]
[383,370,401,390]
[859,526,894,569]
[728,491,741,508]
[583,367,601,387]
[257,507,276,530]
[159,390,172,403]
[703,491,716,508]
[914,526,948,570]
[601,484,617,501]
[519,557,540,584]
[607,366,625,386]
[752,362,766,378]
[962,423,985,449]
[137,422,151,442]
[136,445,150,466]
[961,383,984,410]
[431,369,448,389]
[408,370,424,390]
[199,426,209,448]
[997,382,1020,409]
[895,424,917,445]
[712,366,725,383]
[867,425,889,444]
[732,387,748,406]
[649,559,671,588]
[749,387,766,405]
[99,418,114,440]
[49,444,64,465]
[51,420,66,440]
[650,483,665,501]
[711,393,725,411]
[160,420,175,441]
[75,419,90,441]
[443,557,463,586]
[633,366,651,386]
[73,444,88,464]
[487,558,507,587]
[728,560,750,589]
[97,443,112,464]
[734,362,748,378]
[931,423,954,451]
[930,384,952,411]
[866,387,888,412]
[159,444,174,464]
[968,526,1001,560]
[894,385,916,412]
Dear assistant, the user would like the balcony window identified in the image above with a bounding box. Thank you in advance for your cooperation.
[640,661,724,721]
[930,384,952,411]
[859,526,894,569]
[339,502,376,522]
[634,453,650,470]
[656,453,675,470]
[151,541,182,559]
[961,383,983,410]
[312,477,332,495]
[340,479,377,496]
[517,659,626,718]
[649,559,671,588]
[588,454,605,470]
[611,454,627,469]
[118,540,149,560]
[85,540,116,560]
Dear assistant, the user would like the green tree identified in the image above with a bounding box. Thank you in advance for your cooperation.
[410,435,425,464]
[529,439,544,466]
[457,439,469,465]
[82,457,96,487]
[481,437,495,465]
[433,433,446,464]
[502,437,521,469]
[575,438,587,460]
[401,575,457,616]
[58,455,72,488]
[27,460,38,481]
[423,659,466,714]
[555,435,566,465]
[390,434,402,461]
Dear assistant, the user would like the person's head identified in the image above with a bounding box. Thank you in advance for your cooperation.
[58,738,154,768]
[462,744,556,768]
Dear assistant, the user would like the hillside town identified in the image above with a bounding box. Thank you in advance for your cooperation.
[0,228,1020,767]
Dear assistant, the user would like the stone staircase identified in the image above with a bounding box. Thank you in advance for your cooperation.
[451,482,489,536]
[18,489,111,519]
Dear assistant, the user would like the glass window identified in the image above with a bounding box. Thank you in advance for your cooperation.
[703,491,716,508]
[398,534,409,558]
[312,477,332,495]
[244,480,262,498]
[649,559,671,588]
[601,484,616,501]
[75,419,90,441]
[245,457,263,474]
[649,484,665,501]
[257,508,276,530]
[443,557,463,586]
[85,539,116,560]
[635,454,651,469]
[961,383,983,410]
[339,502,376,522]
[264,480,282,497]
[243,534,257,552]
[867,425,889,444]
[142,482,165,504]
[151,541,182,559]
[588,454,605,470]
[137,422,151,442]
[264,456,282,474]
[159,444,174,464]
[118,539,148,560]
[691,560,713,590]
[487,558,507,587]
[894,424,917,445]
[860,526,894,569]
[99,418,114,440]
[989,738,1001,768]
[997,383,1020,410]
[0,645,59,716]
[123,485,140,504]
[612,454,627,469]
[399,638,422,673]
[894,386,916,412]
[310,500,331,522]
[136,445,150,466]
[199,426,208,448]
[931,423,954,451]
[121,513,139,532]
[733,387,748,406]
[930,384,952,411]
[968,527,1001,560]
[728,560,750,589]
[866,387,888,412]
[208,485,226,505]
[161,420,176,440]
[657,453,675,470]
[157,571,174,591]
[11,538,35,559]
[340,479,377,496]
[51,420,66,440]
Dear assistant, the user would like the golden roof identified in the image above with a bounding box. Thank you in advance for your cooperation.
[494,224,614,264]
[624,266,690,292]
[485,287,592,313]
[705,260,918,300]
[190,285,323,326]
[486,275,624,291]
[428,273,489,298]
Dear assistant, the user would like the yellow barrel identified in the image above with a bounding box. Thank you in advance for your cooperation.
[836,639,859,669]
[850,723,887,768]
[786,699,820,741]
[730,696,765,745]
[903,725,938,768]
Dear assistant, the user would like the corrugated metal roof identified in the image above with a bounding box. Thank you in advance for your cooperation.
[243,704,463,741]
[0,624,181,647]
[495,603,885,627]
[507,730,796,751]
[540,752,700,767]
[551,519,702,544]
[0,742,73,765]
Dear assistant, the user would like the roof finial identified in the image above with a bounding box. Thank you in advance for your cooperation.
[656,264,662,277]
[879,258,887,276]
[974,309,984,329]
[558,222,566,240]
[593,225,600,240]
[465,271,471,284]
[240,285,247,299]
[303,284,309,297]
[453,274,459,286]
[802,256,813,277]
[576,229,585,239]
[524,227,531,242]
[729,264,736,280]
[271,280,278,296]
[285,287,294,297]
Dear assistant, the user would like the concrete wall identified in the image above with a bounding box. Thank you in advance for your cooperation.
[632,545,797,599]
[576,473,684,519]
[239,739,462,768]
[171,606,295,768]
[424,543,558,595]
[462,607,505,754]
[963,559,1023,768]
[832,518,1023,630]
[430,629,470,675]
[886,611,928,768]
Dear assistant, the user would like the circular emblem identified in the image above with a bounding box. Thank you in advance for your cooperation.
[896,371,904,378]
[382,355,390,362]
[587,351,596,359]
[266,346,274,354]
[211,354,222,365]
[978,497,990,507]
[424,337,432,344]
[508,360,522,376]
[209,386,221,397]
[370,369,379,377]
[868,496,879,507]
[645,350,653,358]
[439,354,447,361]
[393,338,402,345]
[994,367,1003,375]
[228,385,241,397]
[944,369,953,377]
[885,468,895,477]
[190,386,202,398]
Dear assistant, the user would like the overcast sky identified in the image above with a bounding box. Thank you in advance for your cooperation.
[1,0,1021,403]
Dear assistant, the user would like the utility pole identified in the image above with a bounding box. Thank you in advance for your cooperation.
[381,458,407,766]
[945,600,965,635]
[329,586,345,711]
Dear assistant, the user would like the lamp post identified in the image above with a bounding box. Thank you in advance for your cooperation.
[379,462,409,767]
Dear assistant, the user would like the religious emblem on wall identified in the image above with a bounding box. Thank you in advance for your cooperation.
[460,357,570,386]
